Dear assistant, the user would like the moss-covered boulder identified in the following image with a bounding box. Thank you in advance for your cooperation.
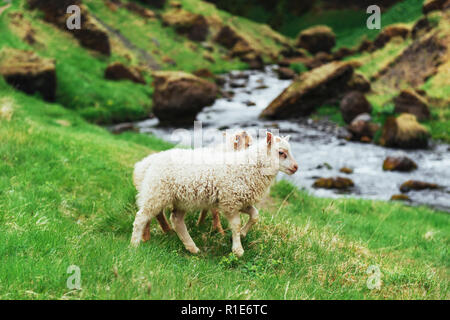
[383,155,418,172]
[340,91,372,124]
[152,71,218,124]
[260,62,370,119]
[394,89,430,121]
[339,167,353,174]
[73,15,111,55]
[214,25,242,49]
[423,0,450,13]
[375,34,446,88]
[347,113,380,142]
[0,48,56,101]
[380,114,430,149]
[162,9,209,42]
[313,177,354,190]
[214,25,264,69]
[400,180,440,193]
[105,62,146,84]
[27,1,111,55]
[136,0,166,9]
[124,2,156,19]
[373,24,410,49]
[296,25,336,54]
[390,194,412,201]
[276,67,296,80]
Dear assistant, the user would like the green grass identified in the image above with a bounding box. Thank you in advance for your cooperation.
[278,0,424,49]
[347,40,411,80]
[84,0,248,74]
[1,2,154,124]
[311,105,345,126]
[289,62,308,74]
[203,0,425,48]
[214,0,424,49]
[0,87,448,299]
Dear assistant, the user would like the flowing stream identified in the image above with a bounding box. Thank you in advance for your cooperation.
[135,66,450,212]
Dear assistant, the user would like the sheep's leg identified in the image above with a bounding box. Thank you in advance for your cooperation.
[142,211,171,242]
[225,212,244,257]
[240,206,259,238]
[131,208,151,247]
[197,209,208,226]
[156,212,172,233]
[211,208,225,235]
[170,210,200,254]
[142,221,151,242]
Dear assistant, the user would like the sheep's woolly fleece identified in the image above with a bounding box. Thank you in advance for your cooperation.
[136,134,294,215]
[133,130,253,193]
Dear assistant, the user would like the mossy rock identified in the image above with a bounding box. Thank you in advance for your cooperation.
[0,48,56,101]
[261,62,370,119]
[380,114,430,149]
[296,25,336,54]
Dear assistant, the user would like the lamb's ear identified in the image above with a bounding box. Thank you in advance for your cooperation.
[234,135,241,150]
[284,135,291,142]
[266,132,273,147]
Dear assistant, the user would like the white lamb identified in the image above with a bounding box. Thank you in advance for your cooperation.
[131,132,298,257]
[133,130,253,239]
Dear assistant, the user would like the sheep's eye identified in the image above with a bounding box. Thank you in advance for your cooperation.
[279,151,286,158]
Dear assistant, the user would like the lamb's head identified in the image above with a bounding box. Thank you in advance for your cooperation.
[223,130,253,151]
[233,130,253,151]
[265,132,298,175]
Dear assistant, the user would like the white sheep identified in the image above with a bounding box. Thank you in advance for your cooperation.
[133,130,253,239]
[131,132,298,257]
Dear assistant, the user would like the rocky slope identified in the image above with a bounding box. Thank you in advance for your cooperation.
[261,1,449,146]
[0,0,291,124]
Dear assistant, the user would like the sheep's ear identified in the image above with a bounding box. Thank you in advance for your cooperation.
[284,135,291,142]
[234,135,241,150]
[266,132,273,147]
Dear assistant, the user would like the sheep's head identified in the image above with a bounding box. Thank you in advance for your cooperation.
[266,132,298,175]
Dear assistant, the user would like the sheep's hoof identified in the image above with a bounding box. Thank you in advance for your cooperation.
[232,247,244,257]
[130,239,141,248]
[187,246,200,254]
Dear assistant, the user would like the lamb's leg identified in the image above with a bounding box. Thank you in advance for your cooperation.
[170,210,200,254]
[131,208,151,247]
[142,212,172,241]
[225,212,244,257]
[240,206,259,238]
[156,212,172,233]
[142,221,151,242]
[211,208,225,235]
[197,209,208,226]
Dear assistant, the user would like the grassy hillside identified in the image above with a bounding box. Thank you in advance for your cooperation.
[312,6,450,143]
[0,0,288,124]
[279,0,424,49]
[0,87,448,299]
[205,0,425,49]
